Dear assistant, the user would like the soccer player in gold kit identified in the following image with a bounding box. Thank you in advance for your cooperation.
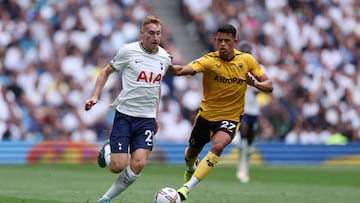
[169,24,273,201]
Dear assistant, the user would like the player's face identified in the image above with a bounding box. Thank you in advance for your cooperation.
[215,32,237,60]
[140,23,161,52]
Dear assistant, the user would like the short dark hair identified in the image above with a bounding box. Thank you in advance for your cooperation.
[217,24,237,38]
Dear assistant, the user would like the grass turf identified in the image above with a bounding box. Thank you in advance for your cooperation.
[0,164,359,203]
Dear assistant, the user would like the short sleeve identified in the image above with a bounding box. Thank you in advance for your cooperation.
[109,46,129,71]
[246,54,264,77]
[188,55,212,73]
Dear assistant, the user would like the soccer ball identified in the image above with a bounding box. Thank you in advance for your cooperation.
[154,187,181,203]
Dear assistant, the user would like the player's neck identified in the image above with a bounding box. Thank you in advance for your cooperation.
[220,53,234,62]
[139,42,158,54]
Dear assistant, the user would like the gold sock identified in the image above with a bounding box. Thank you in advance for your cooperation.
[193,151,219,181]
[184,147,198,170]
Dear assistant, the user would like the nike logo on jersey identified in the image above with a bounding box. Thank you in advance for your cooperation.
[135,60,143,63]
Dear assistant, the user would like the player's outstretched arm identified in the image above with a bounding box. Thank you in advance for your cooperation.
[168,64,196,76]
[85,64,115,111]
[246,73,273,93]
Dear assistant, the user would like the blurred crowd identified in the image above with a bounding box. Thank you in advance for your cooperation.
[1,0,359,144]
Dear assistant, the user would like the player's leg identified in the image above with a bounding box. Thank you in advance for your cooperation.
[178,119,238,200]
[192,130,232,182]
[183,115,208,183]
[97,153,130,202]
[237,115,257,183]
[98,140,110,168]
[100,115,155,203]
[178,115,210,200]
[183,146,201,182]
[179,131,233,200]
[97,112,132,202]
[100,149,150,202]
[237,116,250,182]
[102,117,154,197]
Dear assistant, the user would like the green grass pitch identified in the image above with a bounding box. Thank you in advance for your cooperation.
[0,164,359,203]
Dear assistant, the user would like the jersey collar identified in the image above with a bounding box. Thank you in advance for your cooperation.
[139,42,158,54]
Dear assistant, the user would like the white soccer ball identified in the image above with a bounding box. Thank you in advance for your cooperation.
[154,187,181,203]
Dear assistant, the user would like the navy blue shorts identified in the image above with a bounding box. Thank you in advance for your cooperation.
[241,114,258,128]
[109,111,155,154]
[240,114,258,144]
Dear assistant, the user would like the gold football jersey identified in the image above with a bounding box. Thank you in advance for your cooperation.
[189,49,264,122]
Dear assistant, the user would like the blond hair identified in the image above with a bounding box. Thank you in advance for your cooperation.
[142,15,161,28]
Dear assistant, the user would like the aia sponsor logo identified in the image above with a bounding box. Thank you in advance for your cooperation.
[137,71,162,83]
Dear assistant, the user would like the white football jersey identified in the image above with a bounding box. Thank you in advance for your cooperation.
[244,86,260,115]
[109,42,171,118]
[244,64,267,116]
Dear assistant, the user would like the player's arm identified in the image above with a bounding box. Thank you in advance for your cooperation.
[168,64,196,76]
[85,64,115,110]
[165,50,195,76]
[155,86,161,134]
[246,73,273,93]
[245,55,273,93]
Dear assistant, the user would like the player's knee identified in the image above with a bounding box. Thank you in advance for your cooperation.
[211,143,227,155]
[130,159,147,174]
[109,161,127,173]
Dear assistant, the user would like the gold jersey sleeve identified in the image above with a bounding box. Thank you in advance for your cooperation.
[188,50,264,122]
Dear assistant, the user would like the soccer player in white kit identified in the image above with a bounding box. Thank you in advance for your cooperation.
[236,41,263,183]
[85,15,172,203]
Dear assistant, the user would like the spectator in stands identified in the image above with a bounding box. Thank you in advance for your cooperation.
[325,126,348,145]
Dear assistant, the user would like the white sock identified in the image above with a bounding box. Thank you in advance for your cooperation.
[103,165,140,199]
[104,144,111,167]
[184,176,199,191]
[238,138,249,172]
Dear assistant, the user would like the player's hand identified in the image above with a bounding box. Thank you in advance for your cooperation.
[154,119,159,135]
[85,98,97,111]
[246,73,257,87]
[166,50,173,62]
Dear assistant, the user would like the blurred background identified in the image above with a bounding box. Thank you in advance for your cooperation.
[0,0,360,165]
